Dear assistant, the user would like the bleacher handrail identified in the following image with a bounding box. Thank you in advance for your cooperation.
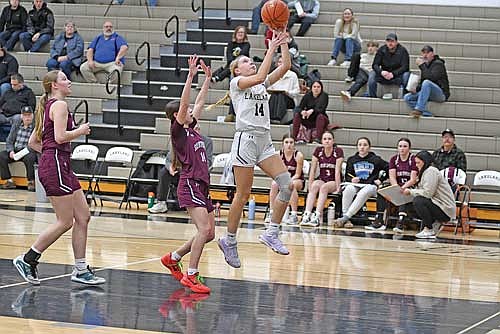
[105,69,124,136]
[191,0,206,50]
[135,41,152,105]
[165,15,181,76]
[225,0,231,26]
[72,99,89,144]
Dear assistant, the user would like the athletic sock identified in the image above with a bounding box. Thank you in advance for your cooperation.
[187,268,198,276]
[171,251,182,261]
[266,222,280,236]
[75,258,87,271]
[24,247,41,264]
[226,232,237,244]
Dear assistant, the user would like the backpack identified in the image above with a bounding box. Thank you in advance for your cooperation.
[126,150,166,200]
[297,54,309,78]
[305,69,321,88]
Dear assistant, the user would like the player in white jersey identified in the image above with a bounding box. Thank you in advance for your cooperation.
[217,31,293,268]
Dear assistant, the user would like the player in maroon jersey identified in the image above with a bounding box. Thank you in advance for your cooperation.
[266,135,304,225]
[159,55,214,294]
[301,131,344,227]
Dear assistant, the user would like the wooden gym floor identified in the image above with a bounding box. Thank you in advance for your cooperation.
[0,189,498,333]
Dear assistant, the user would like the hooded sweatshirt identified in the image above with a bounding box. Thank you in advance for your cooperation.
[345,151,388,185]
[417,55,450,100]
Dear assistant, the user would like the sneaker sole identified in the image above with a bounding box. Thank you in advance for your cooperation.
[415,235,437,239]
[180,279,211,294]
[70,276,106,285]
[216,240,241,268]
[13,257,40,285]
[258,235,290,255]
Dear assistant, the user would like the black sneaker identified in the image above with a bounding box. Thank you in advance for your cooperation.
[364,222,386,231]
[393,223,404,234]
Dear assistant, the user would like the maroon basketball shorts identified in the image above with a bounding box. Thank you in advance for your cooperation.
[38,149,81,197]
[177,178,214,213]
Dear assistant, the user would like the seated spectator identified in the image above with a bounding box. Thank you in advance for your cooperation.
[300,131,343,227]
[266,135,304,225]
[432,128,466,172]
[0,0,28,51]
[340,40,378,102]
[292,80,329,144]
[0,43,18,95]
[404,150,456,239]
[365,137,418,232]
[0,74,36,126]
[250,0,268,34]
[405,45,450,117]
[47,20,84,80]
[0,105,37,191]
[149,122,212,214]
[212,26,250,84]
[265,30,302,77]
[334,137,388,228]
[367,33,410,98]
[19,0,54,52]
[327,8,361,67]
[267,55,300,123]
[80,21,128,84]
[286,0,320,37]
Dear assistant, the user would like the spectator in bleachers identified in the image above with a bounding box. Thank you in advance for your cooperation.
[432,128,467,172]
[0,105,36,190]
[149,119,213,214]
[250,0,268,34]
[80,21,128,84]
[334,137,388,228]
[19,0,54,52]
[265,30,302,77]
[266,135,304,225]
[403,150,455,239]
[0,74,36,126]
[267,55,300,123]
[46,20,84,80]
[212,26,250,84]
[340,40,378,102]
[327,8,361,68]
[0,0,28,51]
[365,137,418,232]
[367,33,410,98]
[0,43,18,95]
[286,0,320,37]
[300,131,343,227]
[405,45,450,118]
[292,80,329,144]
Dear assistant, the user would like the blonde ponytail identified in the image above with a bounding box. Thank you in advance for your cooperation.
[33,93,47,141]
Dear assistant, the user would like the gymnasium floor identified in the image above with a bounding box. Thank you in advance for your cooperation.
[0,190,499,333]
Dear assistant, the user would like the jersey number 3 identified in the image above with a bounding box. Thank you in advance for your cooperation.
[254,103,264,117]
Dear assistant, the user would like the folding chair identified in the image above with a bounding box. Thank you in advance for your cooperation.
[71,144,99,205]
[92,146,134,207]
[465,170,500,233]
[123,153,166,209]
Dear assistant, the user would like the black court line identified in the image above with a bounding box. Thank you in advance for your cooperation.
[1,203,500,249]
[0,259,498,334]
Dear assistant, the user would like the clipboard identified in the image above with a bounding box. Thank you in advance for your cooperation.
[377,185,414,206]
[294,1,304,15]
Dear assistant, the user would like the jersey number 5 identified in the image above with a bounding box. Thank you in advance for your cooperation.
[254,103,264,117]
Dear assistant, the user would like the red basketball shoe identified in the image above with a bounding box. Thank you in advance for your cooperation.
[161,253,183,281]
[180,273,210,294]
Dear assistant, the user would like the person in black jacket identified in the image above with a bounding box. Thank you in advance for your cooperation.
[19,0,54,52]
[367,33,410,98]
[212,26,251,83]
[0,73,36,125]
[334,137,388,228]
[0,45,18,95]
[292,80,329,144]
[405,45,450,117]
[0,0,28,51]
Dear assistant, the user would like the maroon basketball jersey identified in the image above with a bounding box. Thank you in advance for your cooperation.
[42,98,73,153]
[171,118,210,184]
[280,149,303,179]
[389,154,417,186]
[313,146,344,182]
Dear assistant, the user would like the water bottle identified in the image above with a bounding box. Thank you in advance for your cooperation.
[248,196,256,221]
[327,202,336,226]
[214,202,221,218]
[147,192,155,209]
[398,85,404,99]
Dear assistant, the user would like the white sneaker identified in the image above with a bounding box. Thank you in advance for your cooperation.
[415,229,436,239]
[302,212,320,227]
[327,59,337,66]
[340,90,351,102]
[148,201,168,214]
[345,76,354,83]
[288,213,299,225]
[300,212,311,225]
[71,266,106,285]
[340,61,351,68]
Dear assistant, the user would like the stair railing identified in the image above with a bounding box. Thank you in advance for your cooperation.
[165,15,181,76]
[135,41,152,105]
[105,69,124,135]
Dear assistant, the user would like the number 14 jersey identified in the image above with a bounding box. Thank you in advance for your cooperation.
[230,76,271,134]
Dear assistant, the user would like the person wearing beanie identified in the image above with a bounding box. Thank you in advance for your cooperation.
[403,150,456,239]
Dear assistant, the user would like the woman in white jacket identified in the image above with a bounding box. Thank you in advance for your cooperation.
[404,150,456,239]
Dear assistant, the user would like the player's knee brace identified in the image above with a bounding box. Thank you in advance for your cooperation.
[275,172,292,202]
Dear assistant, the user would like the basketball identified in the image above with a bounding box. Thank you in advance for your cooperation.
[261,0,290,31]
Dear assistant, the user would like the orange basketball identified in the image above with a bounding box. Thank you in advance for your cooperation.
[261,0,290,31]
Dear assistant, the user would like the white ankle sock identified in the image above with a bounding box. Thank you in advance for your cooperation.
[171,251,181,261]
[75,258,87,271]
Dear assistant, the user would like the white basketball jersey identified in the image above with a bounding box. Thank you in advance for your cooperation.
[230,76,271,133]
